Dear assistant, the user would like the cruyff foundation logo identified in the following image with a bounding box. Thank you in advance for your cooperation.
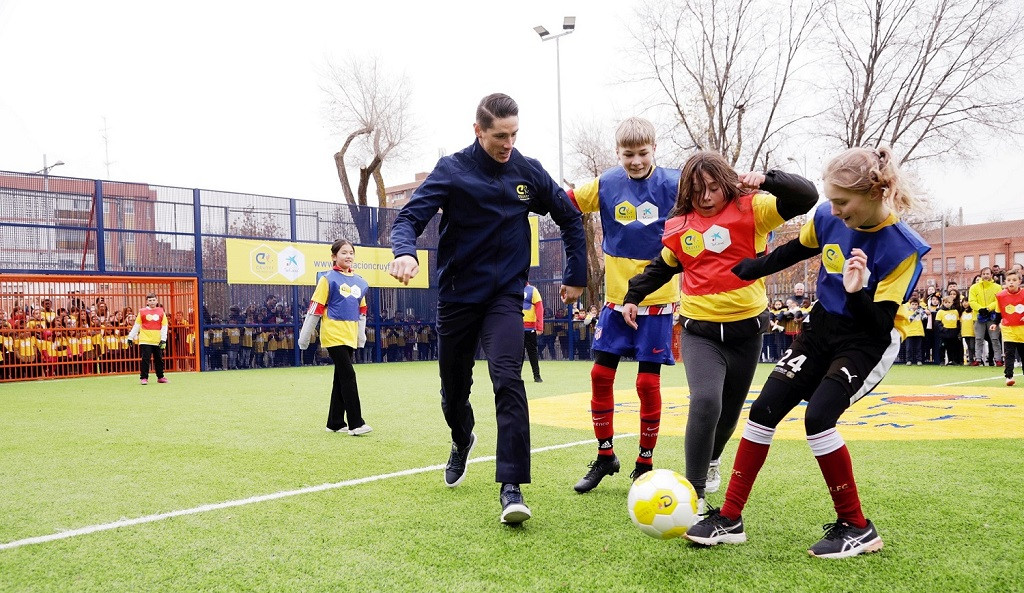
[516,184,533,201]
[822,243,846,274]
[250,243,305,282]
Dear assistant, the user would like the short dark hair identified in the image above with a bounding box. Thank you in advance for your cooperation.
[146,293,157,299]
[476,93,518,130]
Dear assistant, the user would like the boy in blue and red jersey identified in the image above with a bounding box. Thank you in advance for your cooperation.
[567,117,681,492]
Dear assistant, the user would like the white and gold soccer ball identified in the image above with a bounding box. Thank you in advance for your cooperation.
[627,468,699,539]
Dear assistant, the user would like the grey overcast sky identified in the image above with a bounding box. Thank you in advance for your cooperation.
[1,0,1020,224]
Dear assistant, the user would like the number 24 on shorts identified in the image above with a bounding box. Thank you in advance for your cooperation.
[775,349,807,378]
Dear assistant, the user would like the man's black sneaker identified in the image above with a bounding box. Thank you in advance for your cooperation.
[684,508,747,545]
[444,432,476,488]
[808,519,883,559]
[534,376,543,383]
[499,483,532,524]
[629,462,653,481]
[573,454,620,493]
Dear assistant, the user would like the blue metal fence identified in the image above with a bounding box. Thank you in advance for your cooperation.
[1,170,587,371]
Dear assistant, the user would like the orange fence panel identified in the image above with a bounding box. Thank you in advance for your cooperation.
[0,274,199,382]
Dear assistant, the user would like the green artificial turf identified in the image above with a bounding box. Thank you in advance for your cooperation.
[0,361,1020,592]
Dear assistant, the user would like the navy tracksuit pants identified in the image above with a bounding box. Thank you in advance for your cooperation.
[437,294,530,484]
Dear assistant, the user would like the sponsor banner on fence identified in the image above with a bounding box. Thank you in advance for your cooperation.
[226,239,429,288]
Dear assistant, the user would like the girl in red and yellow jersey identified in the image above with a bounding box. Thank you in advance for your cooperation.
[298,239,371,435]
[623,150,817,503]
[995,270,1024,386]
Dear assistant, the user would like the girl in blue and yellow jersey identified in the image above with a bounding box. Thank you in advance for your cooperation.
[298,239,371,435]
[687,146,930,559]
[622,150,818,504]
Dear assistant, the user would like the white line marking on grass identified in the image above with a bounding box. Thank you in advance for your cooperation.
[0,434,636,551]
[936,376,1008,387]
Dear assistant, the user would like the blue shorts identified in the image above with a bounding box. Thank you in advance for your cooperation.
[593,306,675,365]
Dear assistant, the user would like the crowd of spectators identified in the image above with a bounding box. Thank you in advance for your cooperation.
[0,294,194,380]
[758,265,1024,368]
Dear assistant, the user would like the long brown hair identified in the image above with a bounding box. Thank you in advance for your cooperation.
[670,151,743,218]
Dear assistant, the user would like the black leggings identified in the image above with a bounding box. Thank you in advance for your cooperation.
[749,375,850,436]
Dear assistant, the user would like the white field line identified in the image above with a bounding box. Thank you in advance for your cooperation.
[0,434,637,552]
[936,375,1008,387]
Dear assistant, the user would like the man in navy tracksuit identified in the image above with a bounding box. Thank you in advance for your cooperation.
[388,93,586,524]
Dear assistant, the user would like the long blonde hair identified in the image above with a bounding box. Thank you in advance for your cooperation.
[823,146,917,213]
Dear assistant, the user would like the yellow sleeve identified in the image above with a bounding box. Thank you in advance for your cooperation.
[752,193,785,238]
[311,276,330,306]
[797,217,819,249]
[532,290,543,305]
[874,253,919,305]
[660,246,680,268]
[572,177,601,214]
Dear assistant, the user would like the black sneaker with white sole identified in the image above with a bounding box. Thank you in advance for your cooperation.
[444,432,476,488]
[807,519,883,559]
[684,508,747,545]
[499,483,532,525]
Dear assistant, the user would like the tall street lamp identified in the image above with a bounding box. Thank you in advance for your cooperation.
[32,154,66,191]
[533,16,575,187]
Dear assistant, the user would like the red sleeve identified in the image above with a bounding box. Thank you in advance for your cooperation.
[535,301,544,333]
[307,301,325,316]
[566,188,581,212]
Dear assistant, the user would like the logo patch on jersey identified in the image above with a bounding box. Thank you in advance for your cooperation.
[516,184,533,201]
[1009,304,1024,315]
[822,243,846,274]
[680,229,704,258]
[338,283,355,299]
[614,201,637,224]
[703,225,731,254]
[636,201,659,226]
[146,313,160,322]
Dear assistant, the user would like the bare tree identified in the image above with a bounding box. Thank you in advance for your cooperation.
[630,0,823,169]
[824,0,1024,164]
[564,119,621,308]
[322,55,416,207]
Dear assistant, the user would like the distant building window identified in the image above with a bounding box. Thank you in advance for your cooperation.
[980,255,990,269]
[964,256,974,271]
[1015,252,1024,266]
[946,257,956,272]
[932,258,941,273]
[995,253,1006,268]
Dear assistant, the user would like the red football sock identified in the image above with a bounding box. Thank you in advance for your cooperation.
[815,444,866,528]
[636,371,661,465]
[720,423,774,520]
[591,363,616,456]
